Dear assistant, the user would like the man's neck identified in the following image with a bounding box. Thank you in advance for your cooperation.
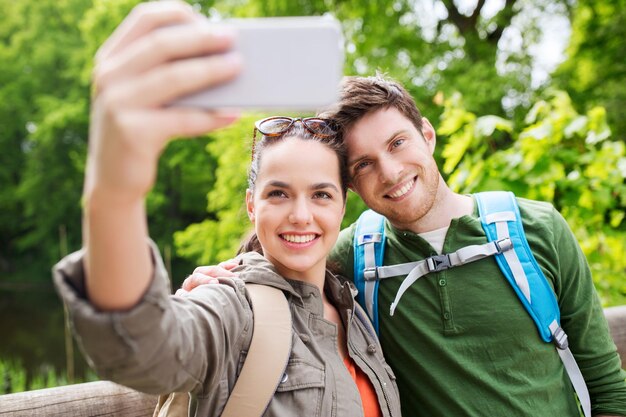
[390,181,474,234]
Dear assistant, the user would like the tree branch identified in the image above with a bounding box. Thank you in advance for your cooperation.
[441,0,470,34]
[470,0,487,27]
[487,0,518,44]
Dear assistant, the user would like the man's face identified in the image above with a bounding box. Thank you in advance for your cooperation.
[344,107,440,229]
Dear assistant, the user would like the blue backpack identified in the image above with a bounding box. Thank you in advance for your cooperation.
[353,191,590,417]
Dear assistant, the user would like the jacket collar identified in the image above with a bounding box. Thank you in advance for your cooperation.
[233,251,357,312]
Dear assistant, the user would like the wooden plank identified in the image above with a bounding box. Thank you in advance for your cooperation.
[0,380,156,417]
[605,305,626,365]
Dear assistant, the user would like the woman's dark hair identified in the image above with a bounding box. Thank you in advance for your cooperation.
[237,122,348,257]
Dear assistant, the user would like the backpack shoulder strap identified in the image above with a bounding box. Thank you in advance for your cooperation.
[221,283,292,417]
[154,284,292,417]
[475,191,559,342]
[354,209,386,334]
[475,191,591,417]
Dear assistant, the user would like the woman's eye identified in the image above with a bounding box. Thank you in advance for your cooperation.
[267,190,287,198]
[313,191,332,199]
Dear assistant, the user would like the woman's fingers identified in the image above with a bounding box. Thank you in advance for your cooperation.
[100,52,242,108]
[96,1,198,63]
[150,108,240,140]
[94,24,237,95]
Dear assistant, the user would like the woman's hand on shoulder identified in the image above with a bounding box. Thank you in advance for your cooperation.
[86,0,242,202]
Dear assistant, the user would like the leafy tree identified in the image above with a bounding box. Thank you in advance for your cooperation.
[207,0,570,119]
[553,0,626,141]
[174,115,256,264]
[0,0,93,275]
[439,89,626,305]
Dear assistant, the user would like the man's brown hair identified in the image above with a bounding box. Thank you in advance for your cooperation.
[322,74,424,134]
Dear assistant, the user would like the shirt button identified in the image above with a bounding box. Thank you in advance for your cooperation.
[280,372,289,383]
[367,344,377,354]
[300,334,310,343]
[438,279,446,286]
[443,312,451,320]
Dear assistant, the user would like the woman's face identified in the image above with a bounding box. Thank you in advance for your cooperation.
[247,137,345,282]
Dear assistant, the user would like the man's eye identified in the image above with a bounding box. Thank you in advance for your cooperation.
[354,161,371,172]
[392,138,405,148]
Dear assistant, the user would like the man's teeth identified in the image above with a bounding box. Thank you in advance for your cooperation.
[388,180,413,198]
[282,234,316,243]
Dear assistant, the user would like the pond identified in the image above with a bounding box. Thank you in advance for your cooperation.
[0,282,91,392]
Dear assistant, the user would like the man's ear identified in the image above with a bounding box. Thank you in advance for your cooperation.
[421,117,437,154]
[245,189,255,222]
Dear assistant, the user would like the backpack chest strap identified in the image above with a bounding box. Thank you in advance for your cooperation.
[368,238,513,315]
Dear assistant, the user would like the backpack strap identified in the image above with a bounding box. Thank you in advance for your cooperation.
[354,209,386,334]
[386,238,512,315]
[153,283,292,417]
[221,283,292,417]
[475,191,591,417]
[354,210,513,325]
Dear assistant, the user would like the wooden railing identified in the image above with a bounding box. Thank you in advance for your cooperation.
[1,306,625,417]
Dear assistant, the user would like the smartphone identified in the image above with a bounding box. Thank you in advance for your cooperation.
[172,16,344,111]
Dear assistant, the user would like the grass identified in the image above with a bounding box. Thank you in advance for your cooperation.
[0,359,97,394]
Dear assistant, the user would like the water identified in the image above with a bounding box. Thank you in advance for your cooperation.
[0,283,90,387]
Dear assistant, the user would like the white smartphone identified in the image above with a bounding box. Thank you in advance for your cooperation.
[172,16,344,111]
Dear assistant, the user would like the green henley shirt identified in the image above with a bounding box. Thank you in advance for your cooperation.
[330,196,626,416]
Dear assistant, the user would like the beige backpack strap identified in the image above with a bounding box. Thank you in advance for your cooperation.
[153,283,292,417]
[220,283,292,417]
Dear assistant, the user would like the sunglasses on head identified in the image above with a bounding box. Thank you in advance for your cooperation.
[252,116,338,158]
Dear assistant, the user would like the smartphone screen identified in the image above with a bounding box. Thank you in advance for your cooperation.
[172,16,344,111]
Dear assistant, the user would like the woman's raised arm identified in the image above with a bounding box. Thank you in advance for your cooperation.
[83,0,241,310]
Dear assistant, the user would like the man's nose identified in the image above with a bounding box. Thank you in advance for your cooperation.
[378,155,402,184]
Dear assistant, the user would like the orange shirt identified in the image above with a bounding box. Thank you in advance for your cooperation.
[344,356,383,417]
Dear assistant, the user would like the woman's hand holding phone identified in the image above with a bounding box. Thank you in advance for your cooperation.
[83,1,242,311]
[87,0,242,202]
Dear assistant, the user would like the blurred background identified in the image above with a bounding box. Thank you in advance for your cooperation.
[0,0,624,393]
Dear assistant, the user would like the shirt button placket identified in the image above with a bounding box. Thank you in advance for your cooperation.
[437,272,455,332]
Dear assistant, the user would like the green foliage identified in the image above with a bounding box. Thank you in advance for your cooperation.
[174,116,257,264]
[1,360,27,393]
[554,0,626,141]
[439,90,626,305]
[0,359,97,394]
[0,0,93,272]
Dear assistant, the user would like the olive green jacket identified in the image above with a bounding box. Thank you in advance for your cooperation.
[53,244,401,417]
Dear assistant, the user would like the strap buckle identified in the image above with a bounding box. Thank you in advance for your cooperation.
[494,237,513,253]
[426,254,451,272]
[363,267,378,281]
[552,326,569,350]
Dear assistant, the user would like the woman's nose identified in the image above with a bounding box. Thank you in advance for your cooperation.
[288,198,312,224]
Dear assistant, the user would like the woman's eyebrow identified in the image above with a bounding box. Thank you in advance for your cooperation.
[266,180,290,188]
[311,182,340,192]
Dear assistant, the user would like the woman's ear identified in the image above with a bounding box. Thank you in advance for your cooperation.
[246,189,255,222]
